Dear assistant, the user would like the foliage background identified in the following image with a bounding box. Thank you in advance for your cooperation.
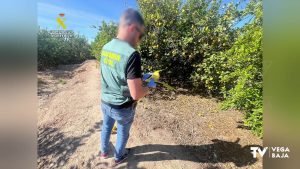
[38,29,92,70]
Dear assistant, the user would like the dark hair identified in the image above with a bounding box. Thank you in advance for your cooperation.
[121,8,144,26]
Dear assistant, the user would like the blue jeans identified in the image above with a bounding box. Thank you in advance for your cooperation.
[100,102,136,160]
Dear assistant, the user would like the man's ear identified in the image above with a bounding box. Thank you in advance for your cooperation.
[128,24,135,33]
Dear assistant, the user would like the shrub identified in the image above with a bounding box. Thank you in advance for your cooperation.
[140,0,263,137]
[199,1,263,137]
[138,0,246,87]
[38,29,92,70]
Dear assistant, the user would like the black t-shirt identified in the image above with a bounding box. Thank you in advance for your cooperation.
[125,51,142,79]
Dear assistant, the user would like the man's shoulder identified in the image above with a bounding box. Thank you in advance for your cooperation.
[102,39,137,57]
[102,39,114,49]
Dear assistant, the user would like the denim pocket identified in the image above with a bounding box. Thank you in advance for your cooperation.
[112,106,134,122]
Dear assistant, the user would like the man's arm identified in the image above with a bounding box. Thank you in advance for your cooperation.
[127,78,149,100]
[126,52,149,100]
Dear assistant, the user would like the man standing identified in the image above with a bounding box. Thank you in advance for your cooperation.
[99,9,149,166]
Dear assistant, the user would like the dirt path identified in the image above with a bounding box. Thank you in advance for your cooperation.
[38,60,262,169]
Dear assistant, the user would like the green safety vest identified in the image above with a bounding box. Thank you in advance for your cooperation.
[100,38,136,105]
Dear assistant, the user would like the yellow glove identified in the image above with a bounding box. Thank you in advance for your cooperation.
[152,70,160,81]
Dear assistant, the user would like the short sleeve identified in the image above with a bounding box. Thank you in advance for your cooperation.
[125,52,142,79]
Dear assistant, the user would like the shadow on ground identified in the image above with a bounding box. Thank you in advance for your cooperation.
[121,138,261,169]
[37,121,102,168]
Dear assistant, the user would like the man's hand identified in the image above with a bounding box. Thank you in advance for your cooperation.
[127,78,149,100]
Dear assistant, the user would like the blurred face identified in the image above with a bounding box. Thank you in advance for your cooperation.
[118,20,145,48]
[128,23,145,47]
